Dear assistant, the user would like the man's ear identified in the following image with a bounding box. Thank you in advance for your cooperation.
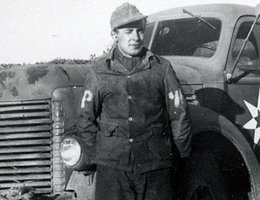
[111,30,118,42]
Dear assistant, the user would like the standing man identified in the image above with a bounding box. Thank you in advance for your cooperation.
[77,2,192,200]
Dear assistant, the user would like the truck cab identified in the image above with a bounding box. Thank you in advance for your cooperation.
[144,3,260,200]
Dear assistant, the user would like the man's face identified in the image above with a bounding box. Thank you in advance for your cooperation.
[112,20,146,57]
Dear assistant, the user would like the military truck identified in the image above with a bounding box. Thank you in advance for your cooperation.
[1,3,260,200]
[142,3,260,200]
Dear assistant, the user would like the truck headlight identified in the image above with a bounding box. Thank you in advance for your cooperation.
[60,137,82,167]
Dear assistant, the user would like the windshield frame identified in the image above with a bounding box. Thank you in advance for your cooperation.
[146,12,227,62]
[148,17,222,58]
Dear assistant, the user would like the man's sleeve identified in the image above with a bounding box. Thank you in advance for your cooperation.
[164,63,192,158]
[76,68,102,164]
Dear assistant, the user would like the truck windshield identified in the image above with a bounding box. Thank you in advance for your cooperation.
[150,18,221,57]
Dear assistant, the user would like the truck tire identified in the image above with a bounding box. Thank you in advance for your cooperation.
[182,150,229,200]
[179,132,251,200]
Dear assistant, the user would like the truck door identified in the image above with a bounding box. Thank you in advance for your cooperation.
[225,16,260,154]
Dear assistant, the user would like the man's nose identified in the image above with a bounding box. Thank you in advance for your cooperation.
[132,29,141,40]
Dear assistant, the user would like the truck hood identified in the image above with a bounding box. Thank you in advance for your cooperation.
[58,64,90,86]
[0,62,202,101]
[0,64,72,101]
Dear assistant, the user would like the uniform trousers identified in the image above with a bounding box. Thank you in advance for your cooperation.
[95,165,174,200]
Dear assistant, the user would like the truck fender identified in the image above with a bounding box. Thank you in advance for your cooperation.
[189,104,260,199]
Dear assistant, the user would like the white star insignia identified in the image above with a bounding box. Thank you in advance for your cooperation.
[243,88,260,144]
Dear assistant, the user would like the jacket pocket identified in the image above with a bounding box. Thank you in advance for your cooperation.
[147,124,172,160]
[99,121,119,137]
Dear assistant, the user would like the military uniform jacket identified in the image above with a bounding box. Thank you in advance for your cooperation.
[77,48,191,173]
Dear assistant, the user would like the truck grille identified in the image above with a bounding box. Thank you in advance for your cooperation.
[0,99,53,194]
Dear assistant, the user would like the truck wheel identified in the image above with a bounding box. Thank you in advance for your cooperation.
[180,132,251,200]
[181,150,229,200]
[191,185,214,200]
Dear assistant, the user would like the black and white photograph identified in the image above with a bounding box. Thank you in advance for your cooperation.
[0,0,260,199]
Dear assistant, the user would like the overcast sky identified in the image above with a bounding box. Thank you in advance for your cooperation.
[0,0,259,64]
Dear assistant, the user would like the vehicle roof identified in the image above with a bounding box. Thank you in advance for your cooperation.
[148,4,255,22]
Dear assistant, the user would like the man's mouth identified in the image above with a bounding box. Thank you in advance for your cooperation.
[130,44,141,48]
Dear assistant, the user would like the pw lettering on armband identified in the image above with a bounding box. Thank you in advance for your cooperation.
[81,90,93,108]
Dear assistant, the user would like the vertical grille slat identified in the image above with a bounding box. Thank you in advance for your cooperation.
[0,99,53,194]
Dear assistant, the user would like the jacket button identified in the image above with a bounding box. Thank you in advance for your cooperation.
[128,138,134,143]
[128,117,133,121]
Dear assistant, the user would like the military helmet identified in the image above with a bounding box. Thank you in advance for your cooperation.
[110,2,147,30]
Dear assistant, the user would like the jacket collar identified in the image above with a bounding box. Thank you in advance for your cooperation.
[104,46,160,74]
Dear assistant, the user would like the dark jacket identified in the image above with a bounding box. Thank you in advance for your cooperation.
[77,48,191,173]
